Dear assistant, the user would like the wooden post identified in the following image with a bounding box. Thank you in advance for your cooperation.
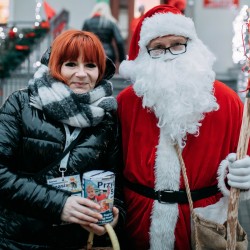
[226,8,250,249]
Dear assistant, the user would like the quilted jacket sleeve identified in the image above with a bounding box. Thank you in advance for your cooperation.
[0,91,70,224]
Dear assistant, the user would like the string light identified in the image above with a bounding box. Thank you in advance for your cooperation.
[232,5,249,101]
[35,0,43,27]
[232,5,249,64]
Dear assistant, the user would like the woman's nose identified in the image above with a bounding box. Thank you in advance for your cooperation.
[75,66,87,77]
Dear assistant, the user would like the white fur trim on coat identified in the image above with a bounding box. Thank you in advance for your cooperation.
[217,158,230,197]
[149,129,180,250]
[217,157,250,201]
[139,12,197,55]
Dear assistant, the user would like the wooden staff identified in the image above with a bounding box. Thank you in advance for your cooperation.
[226,9,250,249]
[86,224,120,250]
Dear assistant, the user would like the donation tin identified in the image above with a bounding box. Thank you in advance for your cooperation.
[82,170,115,225]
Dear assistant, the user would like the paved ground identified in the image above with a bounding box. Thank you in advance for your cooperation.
[111,74,130,97]
[239,200,250,246]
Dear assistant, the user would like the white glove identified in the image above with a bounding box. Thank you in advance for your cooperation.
[227,153,250,190]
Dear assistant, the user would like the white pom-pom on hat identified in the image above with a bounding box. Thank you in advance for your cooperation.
[119,59,137,80]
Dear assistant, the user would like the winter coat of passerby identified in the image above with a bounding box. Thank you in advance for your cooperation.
[82,2,125,65]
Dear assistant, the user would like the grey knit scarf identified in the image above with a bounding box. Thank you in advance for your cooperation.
[28,65,117,128]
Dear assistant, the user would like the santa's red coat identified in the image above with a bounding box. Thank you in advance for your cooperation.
[117,80,245,250]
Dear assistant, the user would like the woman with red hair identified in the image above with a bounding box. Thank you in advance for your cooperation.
[0,29,125,249]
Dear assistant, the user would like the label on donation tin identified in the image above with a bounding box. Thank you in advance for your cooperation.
[47,174,82,196]
[82,170,115,225]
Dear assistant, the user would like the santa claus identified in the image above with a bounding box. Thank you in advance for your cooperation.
[117,4,250,250]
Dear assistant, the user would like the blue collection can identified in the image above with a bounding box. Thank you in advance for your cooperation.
[82,170,115,225]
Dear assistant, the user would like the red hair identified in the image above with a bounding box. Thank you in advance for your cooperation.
[49,30,106,84]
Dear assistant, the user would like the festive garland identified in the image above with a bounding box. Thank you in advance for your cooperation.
[0,25,49,79]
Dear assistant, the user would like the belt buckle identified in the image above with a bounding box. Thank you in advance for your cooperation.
[157,190,174,204]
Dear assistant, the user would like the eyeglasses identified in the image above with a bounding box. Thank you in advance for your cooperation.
[147,43,187,59]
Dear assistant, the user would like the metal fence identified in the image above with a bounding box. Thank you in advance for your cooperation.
[0,9,69,106]
[0,31,53,105]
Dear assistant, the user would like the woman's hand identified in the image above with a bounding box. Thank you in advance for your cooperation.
[81,206,119,236]
[60,196,102,226]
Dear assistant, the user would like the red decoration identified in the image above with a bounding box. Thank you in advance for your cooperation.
[167,0,187,12]
[8,29,16,39]
[40,20,50,29]
[15,45,30,51]
[43,1,56,20]
[204,0,239,8]
[25,32,36,38]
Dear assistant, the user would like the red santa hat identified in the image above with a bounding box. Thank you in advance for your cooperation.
[120,4,198,78]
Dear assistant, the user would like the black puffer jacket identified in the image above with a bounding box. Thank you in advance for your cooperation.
[0,89,125,249]
[82,16,125,63]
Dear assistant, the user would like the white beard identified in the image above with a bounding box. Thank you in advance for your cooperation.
[132,39,219,146]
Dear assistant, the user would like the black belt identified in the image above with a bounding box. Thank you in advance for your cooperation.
[124,178,220,204]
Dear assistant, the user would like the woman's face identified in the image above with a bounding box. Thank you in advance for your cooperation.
[61,55,99,94]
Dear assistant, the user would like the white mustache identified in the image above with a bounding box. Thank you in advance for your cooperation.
[156,53,180,61]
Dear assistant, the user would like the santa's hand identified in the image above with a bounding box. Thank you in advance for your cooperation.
[227,153,250,190]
